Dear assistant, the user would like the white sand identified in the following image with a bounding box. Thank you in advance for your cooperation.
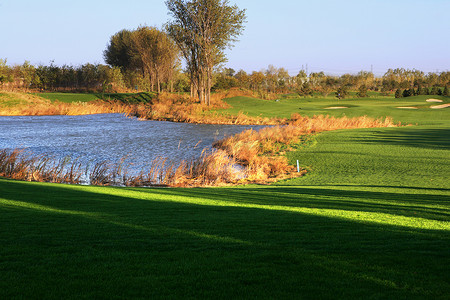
[430,104,450,109]
[324,106,348,109]
[396,107,418,109]
[426,99,443,103]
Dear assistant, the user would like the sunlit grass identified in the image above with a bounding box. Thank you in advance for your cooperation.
[1,93,449,298]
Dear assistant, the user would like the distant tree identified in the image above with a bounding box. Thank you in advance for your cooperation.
[0,58,13,85]
[430,86,439,95]
[356,84,368,98]
[335,86,348,99]
[416,85,423,95]
[402,88,414,97]
[249,71,265,91]
[234,69,249,89]
[395,88,403,98]
[298,82,313,97]
[443,86,449,96]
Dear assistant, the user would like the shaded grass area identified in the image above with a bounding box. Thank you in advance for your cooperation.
[0,178,448,299]
[97,92,157,104]
[36,92,157,104]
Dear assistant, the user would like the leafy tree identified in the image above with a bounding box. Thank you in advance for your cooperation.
[104,30,138,71]
[0,58,13,85]
[104,27,179,92]
[402,89,414,97]
[416,85,423,95]
[335,86,348,99]
[443,86,449,96]
[132,26,179,93]
[166,0,246,105]
[298,82,313,97]
[430,86,439,95]
[394,88,403,98]
[356,84,368,98]
[234,69,249,89]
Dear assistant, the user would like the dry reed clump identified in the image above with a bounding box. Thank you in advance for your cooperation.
[0,147,246,187]
[213,114,398,183]
[0,149,84,184]
[0,96,136,116]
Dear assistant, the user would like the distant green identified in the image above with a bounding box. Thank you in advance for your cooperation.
[221,94,449,125]
[0,94,449,299]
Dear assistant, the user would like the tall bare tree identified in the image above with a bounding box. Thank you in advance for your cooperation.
[166,0,246,105]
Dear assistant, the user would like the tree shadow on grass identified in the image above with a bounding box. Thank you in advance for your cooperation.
[353,127,450,150]
[156,185,450,222]
[0,179,449,299]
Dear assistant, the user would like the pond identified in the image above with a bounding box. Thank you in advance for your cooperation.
[0,113,263,174]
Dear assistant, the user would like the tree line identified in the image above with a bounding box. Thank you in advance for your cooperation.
[2,57,449,97]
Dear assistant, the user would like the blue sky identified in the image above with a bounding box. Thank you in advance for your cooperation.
[1,0,449,75]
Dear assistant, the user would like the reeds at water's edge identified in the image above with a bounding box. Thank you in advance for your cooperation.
[0,114,398,187]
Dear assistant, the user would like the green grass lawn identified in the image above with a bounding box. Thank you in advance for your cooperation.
[35,92,157,104]
[1,94,449,298]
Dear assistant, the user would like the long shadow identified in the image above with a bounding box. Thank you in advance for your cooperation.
[353,127,450,150]
[156,185,450,222]
[0,179,449,298]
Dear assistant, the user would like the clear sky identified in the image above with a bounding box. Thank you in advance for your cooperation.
[1,0,449,76]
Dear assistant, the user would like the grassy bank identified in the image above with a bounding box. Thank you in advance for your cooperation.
[0,93,449,298]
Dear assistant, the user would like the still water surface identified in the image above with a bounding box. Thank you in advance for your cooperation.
[0,113,262,170]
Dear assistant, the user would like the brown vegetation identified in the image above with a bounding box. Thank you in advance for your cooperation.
[0,93,133,116]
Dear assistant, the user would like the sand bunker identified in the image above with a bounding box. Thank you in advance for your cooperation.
[324,106,348,109]
[396,107,418,109]
[426,99,443,103]
[430,104,450,109]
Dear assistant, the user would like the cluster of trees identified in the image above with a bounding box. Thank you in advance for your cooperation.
[0,57,192,93]
[213,66,450,97]
[395,86,449,98]
[2,56,449,99]
[0,58,125,92]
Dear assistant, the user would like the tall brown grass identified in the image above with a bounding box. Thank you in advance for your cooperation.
[0,149,84,184]
[213,114,398,182]
[0,148,245,187]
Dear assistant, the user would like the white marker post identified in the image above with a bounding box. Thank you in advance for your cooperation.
[297,160,300,173]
